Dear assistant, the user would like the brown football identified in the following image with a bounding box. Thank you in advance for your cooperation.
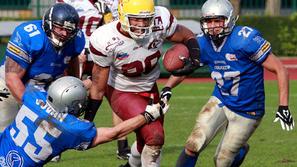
[162,43,189,72]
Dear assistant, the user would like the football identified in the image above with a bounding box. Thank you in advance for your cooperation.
[162,43,189,72]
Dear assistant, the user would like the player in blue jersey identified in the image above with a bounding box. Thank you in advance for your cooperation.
[0,76,168,167]
[157,0,294,166]
[0,3,84,134]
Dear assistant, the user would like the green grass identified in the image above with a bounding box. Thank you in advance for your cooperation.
[45,80,297,167]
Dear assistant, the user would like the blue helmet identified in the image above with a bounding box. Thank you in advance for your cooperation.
[43,3,80,48]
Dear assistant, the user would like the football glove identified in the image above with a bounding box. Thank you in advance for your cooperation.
[142,99,169,123]
[171,57,200,76]
[159,87,172,108]
[94,0,109,14]
[0,88,10,101]
[274,106,295,131]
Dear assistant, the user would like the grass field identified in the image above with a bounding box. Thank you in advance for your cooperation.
[44,80,297,167]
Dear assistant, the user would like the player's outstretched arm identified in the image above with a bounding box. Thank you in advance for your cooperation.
[90,101,169,147]
[5,57,26,104]
[262,52,294,131]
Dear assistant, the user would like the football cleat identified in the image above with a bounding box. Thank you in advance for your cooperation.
[50,154,61,162]
[117,149,131,160]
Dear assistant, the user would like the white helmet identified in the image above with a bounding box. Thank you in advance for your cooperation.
[200,0,238,40]
[46,76,87,116]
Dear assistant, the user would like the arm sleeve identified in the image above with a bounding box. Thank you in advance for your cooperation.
[5,26,33,69]
[89,29,113,67]
[73,30,86,57]
[155,6,178,39]
[240,28,271,65]
[71,120,97,151]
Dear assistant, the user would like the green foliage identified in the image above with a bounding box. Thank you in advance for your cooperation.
[277,13,297,57]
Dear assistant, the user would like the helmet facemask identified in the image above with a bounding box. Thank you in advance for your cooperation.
[123,13,155,40]
[200,0,238,42]
[118,0,155,41]
[200,16,230,41]
[42,3,79,49]
[50,22,78,48]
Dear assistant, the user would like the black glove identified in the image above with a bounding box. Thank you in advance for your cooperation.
[171,57,200,76]
[274,106,294,131]
[94,0,110,14]
[0,88,10,101]
[172,38,201,76]
[159,87,171,108]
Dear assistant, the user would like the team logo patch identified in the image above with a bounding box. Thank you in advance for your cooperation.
[152,16,164,32]
[225,53,238,61]
[1,150,24,167]
[13,32,23,47]
[116,52,129,60]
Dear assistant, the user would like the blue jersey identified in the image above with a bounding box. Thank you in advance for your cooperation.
[197,26,271,119]
[1,20,85,87]
[0,86,96,166]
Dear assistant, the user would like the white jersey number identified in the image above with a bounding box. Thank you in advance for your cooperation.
[238,26,253,38]
[10,106,62,162]
[211,71,240,96]
[24,24,41,37]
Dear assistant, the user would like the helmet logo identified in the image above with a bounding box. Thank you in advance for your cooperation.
[152,16,163,31]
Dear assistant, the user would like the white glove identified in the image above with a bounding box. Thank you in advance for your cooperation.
[142,100,169,123]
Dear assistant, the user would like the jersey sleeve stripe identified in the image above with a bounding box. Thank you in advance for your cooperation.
[6,42,31,63]
[90,43,107,57]
[249,41,271,62]
[167,13,174,31]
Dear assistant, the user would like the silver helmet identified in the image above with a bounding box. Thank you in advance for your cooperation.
[200,0,238,40]
[46,76,87,116]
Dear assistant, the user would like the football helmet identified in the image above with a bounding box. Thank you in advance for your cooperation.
[46,76,87,117]
[118,0,155,40]
[43,3,79,48]
[200,0,238,40]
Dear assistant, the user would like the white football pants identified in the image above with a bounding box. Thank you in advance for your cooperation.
[185,96,261,167]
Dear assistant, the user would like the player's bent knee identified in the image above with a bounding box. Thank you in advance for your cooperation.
[185,127,207,153]
[145,131,164,146]
[140,121,165,146]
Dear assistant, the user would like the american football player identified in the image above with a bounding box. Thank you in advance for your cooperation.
[56,0,131,160]
[160,0,294,166]
[87,0,200,166]
[0,76,167,166]
[0,3,83,133]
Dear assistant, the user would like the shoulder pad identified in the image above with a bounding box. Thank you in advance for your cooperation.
[230,26,261,52]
